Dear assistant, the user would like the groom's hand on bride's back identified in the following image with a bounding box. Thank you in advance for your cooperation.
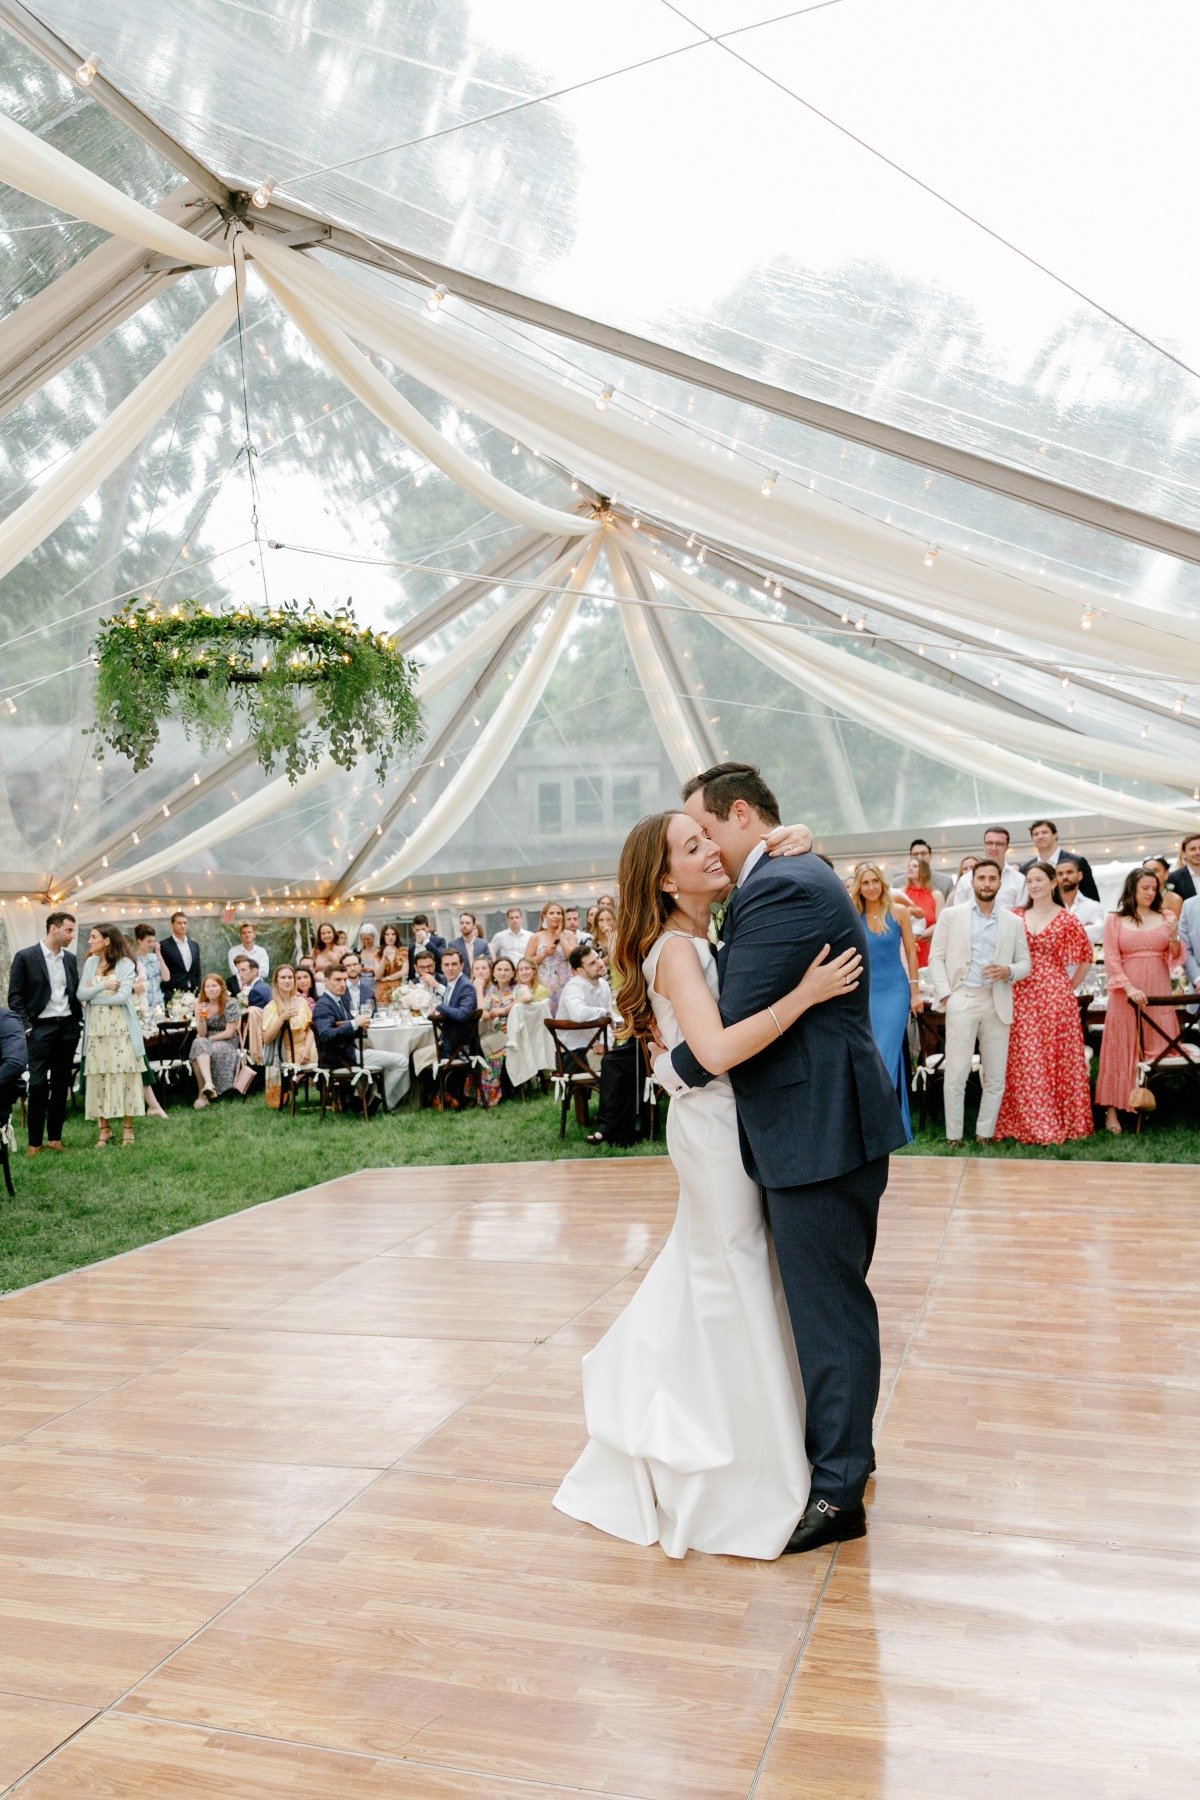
[763,822,813,858]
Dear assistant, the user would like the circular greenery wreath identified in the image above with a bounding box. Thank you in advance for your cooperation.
[91,597,422,782]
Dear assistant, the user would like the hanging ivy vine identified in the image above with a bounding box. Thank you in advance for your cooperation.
[90,598,422,781]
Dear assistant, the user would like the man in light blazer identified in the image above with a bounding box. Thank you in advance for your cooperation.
[927,859,1032,1144]
[1179,892,1200,1007]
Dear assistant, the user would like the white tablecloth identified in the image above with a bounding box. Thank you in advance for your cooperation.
[366,1015,438,1077]
[504,998,555,1087]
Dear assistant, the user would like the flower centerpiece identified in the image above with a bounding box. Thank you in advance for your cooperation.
[90,597,422,781]
[168,990,197,1022]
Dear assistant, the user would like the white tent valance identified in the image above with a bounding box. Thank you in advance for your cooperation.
[608,541,711,785]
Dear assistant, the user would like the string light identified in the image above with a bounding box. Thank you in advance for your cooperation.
[773,584,783,599]
[1081,609,1094,630]
[924,548,938,569]
[426,285,447,313]
[595,384,614,412]
[1175,695,1187,712]
[917,643,925,656]
[75,54,99,84]
[760,470,778,498]
[251,177,277,208]
[510,441,521,456]
[696,546,707,564]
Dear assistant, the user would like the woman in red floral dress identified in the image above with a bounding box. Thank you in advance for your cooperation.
[995,861,1095,1145]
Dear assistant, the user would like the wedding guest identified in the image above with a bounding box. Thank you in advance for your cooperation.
[950,827,1025,909]
[230,953,271,1008]
[1166,832,1200,905]
[489,906,532,965]
[79,924,145,1147]
[133,923,169,1014]
[410,913,446,979]
[512,956,548,1004]
[335,929,350,950]
[928,859,1032,1144]
[591,903,618,967]
[294,966,317,1009]
[910,836,953,900]
[312,966,408,1110]
[227,920,269,983]
[189,973,253,1107]
[995,862,1094,1145]
[375,925,409,1007]
[947,854,978,902]
[406,949,444,1012]
[340,950,376,1019]
[159,910,200,1003]
[479,956,519,1106]
[851,862,919,1139]
[1142,855,1183,920]
[1020,819,1099,902]
[557,944,621,1058]
[564,905,586,943]
[261,964,317,1066]
[7,909,83,1156]
[470,952,493,1010]
[448,911,489,972]
[429,948,479,1108]
[357,923,382,979]
[528,901,578,1014]
[903,853,941,968]
[585,905,599,938]
[1095,868,1183,1135]
[312,922,339,982]
[1057,856,1105,944]
[0,1003,27,1141]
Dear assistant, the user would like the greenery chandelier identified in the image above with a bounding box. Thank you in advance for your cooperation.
[91,597,422,781]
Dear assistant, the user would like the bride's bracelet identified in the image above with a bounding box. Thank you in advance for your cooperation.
[767,1003,784,1038]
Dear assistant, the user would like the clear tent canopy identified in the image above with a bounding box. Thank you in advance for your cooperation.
[1,0,1199,932]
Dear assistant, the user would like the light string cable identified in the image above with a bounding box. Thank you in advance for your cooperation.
[231,233,272,612]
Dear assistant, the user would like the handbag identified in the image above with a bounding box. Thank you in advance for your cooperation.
[1127,1011,1156,1112]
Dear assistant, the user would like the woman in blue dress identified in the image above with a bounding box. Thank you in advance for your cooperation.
[850,862,920,1139]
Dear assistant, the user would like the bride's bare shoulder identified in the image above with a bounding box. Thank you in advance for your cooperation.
[652,933,708,994]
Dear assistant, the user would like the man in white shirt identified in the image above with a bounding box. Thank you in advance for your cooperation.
[490,906,532,965]
[557,945,621,1059]
[950,825,1026,911]
[227,920,270,982]
[160,910,200,1002]
[1056,856,1104,944]
[927,859,1032,1143]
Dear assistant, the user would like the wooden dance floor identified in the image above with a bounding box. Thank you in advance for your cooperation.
[0,1156,1197,1797]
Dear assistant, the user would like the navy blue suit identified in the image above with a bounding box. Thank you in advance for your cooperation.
[432,973,478,1054]
[670,850,907,1508]
[312,990,359,1067]
[0,1004,28,1128]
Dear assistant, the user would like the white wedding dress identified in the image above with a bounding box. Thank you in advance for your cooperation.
[553,933,810,1559]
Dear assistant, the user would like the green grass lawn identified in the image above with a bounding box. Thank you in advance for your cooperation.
[3,1083,1198,1295]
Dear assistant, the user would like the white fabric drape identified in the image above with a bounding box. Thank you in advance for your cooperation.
[243,238,1200,683]
[622,535,1200,834]
[360,540,600,893]
[0,109,230,270]
[74,542,587,901]
[607,541,711,785]
[252,257,597,543]
[0,286,238,586]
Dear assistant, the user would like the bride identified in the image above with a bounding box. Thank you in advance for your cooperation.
[553,810,861,1559]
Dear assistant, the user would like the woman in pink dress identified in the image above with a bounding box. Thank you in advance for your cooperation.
[1095,867,1184,1135]
[995,862,1094,1145]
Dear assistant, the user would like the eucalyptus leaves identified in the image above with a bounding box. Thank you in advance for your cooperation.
[91,598,421,781]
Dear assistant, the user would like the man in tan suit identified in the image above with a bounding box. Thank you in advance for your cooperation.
[927,859,1032,1144]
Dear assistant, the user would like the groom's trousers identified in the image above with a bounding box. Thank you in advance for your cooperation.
[765,1153,888,1510]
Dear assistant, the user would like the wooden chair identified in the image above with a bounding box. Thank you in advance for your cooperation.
[278,1022,327,1116]
[320,1027,382,1121]
[430,1008,485,1110]
[637,1035,665,1142]
[1132,997,1200,1130]
[545,1017,612,1139]
[0,1103,16,1198]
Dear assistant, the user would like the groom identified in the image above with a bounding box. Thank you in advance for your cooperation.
[655,763,907,1553]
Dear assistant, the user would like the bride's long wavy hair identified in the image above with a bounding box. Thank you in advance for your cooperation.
[614,811,680,1042]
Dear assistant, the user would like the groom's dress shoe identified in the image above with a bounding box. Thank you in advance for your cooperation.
[782,1498,867,1556]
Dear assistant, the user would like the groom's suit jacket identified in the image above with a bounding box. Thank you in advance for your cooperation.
[669,851,907,1189]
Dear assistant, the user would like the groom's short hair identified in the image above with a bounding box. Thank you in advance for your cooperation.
[682,762,781,827]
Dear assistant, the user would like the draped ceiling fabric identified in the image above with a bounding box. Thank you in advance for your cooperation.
[1,5,1199,913]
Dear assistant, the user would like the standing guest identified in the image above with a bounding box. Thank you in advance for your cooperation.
[489,906,532,966]
[356,923,382,980]
[591,903,618,967]
[311,922,339,984]
[479,956,519,1106]
[78,924,145,1148]
[133,923,169,1014]
[1142,856,1183,920]
[261,965,318,1066]
[0,1004,29,1141]
[1057,856,1105,945]
[1020,819,1100,902]
[995,863,1095,1145]
[1166,832,1200,905]
[1095,868,1184,1135]
[340,951,376,1019]
[851,863,920,1139]
[448,911,489,973]
[227,920,269,983]
[951,827,1025,909]
[928,860,1032,1144]
[557,944,621,1060]
[159,910,200,1004]
[1180,888,1200,991]
[910,837,953,900]
[7,909,83,1156]
[334,929,350,950]
[585,905,600,939]
[294,966,317,1010]
[947,854,978,902]
[375,924,409,1007]
[512,957,548,1004]
[189,973,253,1108]
[410,913,446,980]
[903,853,941,969]
[564,905,588,944]
[528,901,579,1014]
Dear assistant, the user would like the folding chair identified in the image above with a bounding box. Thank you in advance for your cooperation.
[638,1036,665,1142]
[321,1027,382,1121]
[1132,997,1200,1130]
[0,1106,16,1198]
[278,1022,327,1116]
[430,1009,485,1110]
[545,1017,612,1139]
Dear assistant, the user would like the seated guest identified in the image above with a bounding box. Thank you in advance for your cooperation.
[1143,855,1183,919]
[227,920,269,983]
[357,923,382,980]
[230,954,272,1009]
[479,957,518,1107]
[261,964,317,1066]
[428,948,480,1108]
[448,910,489,972]
[159,909,200,1003]
[334,929,350,950]
[339,950,376,1019]
[556,944,621,1060]
[1095,868,1184,1135]
[294,965,317,1009]
[910,837,953,900]
[405,949,444,1013]
[1020,819,1099,902]
[0,1002,29,1139]
[376,925,409,1006]
[927,859,1031,1144]
[903,853,941,968]
[410,913,446,979]
[470,952,493,1010]
[133,923,169,1014]
[489,906,532,965]
[190,973,254,1107]
[950,827,1025,910]
[1166,831,1200,905]
[313,964,409,1111]
[512,956,548,1004]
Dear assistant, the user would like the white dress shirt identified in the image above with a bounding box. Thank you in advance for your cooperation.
[557,973,620,1051]
[1065,892,1105,945]
[38,941,70,1019]
[490,927,532,964]
[966,901,1000,988]
[228,942,270,979]
[172,933,193,972]
[952,862,1026,911]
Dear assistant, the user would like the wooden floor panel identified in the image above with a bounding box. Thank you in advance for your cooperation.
[0,1155,1196,1797]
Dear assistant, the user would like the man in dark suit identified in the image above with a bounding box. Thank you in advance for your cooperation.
[658,764,907,1555]
[0,1003,29,1140]
[426,948,479,1108]
[1020,819,1100,901]
[1167,832,1200,904]
[313,963,363,1068]
[447,911,488,973]
[6,909,83,1154]
[159,909,201,1003]
[339,951,377,1019]
[410,914,446,981]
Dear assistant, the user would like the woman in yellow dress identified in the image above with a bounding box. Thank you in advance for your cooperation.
[261,964,318,1066]
[78,924,146,1147]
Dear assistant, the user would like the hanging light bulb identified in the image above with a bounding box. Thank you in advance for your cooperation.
[595,384,614,411]
[1081,608,1095,630]
[992,673,1001,686]
[924,547,938,569]
[75,53,99,84]
[426,284,447,313]
[685,534,696,550]
[131,832,140,846]
[1067,699,1076,713]
[161,804,170,818]
[761,470,778,498]
[855,616,866,632]
[510,440,521,456]
[697,546,707,563]
[1175,695,1187,712]
[1061,676,1070,689]
[917,642,925,656]
[251,177,277,209]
